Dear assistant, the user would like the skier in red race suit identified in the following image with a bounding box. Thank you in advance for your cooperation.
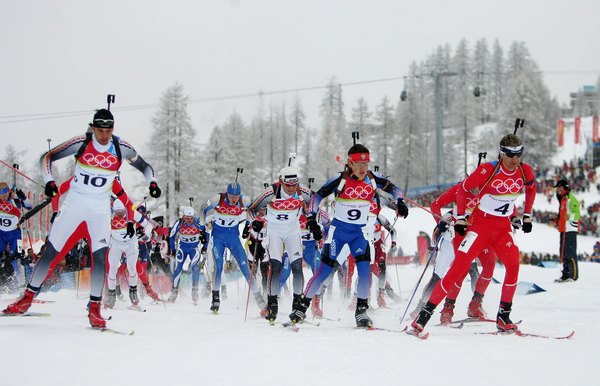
[411,133,536,335]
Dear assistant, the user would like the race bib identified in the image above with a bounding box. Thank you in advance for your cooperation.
[478,194,516,217]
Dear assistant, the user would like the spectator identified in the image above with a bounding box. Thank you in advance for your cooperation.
[554,179,580,282]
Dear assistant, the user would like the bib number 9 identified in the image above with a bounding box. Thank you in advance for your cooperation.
[347,209,361,221]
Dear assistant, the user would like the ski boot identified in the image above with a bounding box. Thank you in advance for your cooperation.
[410,301,435,335]
[254,291,267,310]
[311,294,323,318]
[129,286,139,306]
[88,300,107,328]
[192,286,199,305]
[143,282,161,301]
[221,285,228,300]
[3,287,35,314]
[384,282,398,300]
[496,301,519,332]
[467,291,487,318]
[355,298,373,327]
[168,287,178,303]
[201,283,211,298]
[440,298,455,325]
[265,295,278,323]
[104,289,117,309]
[115,285,125,301]
[377,288,387,308]
[289,294,310,324]
[210,290,220,313]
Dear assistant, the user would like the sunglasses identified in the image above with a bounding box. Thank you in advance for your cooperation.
[93,119,114,128]
[500,146,524,158]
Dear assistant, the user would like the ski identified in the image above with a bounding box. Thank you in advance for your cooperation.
[127,305,146,312]
[448,317,521,326]
[476,329,574,340]
[89,327,135,336]
[403,326,430,340]
[0,311,51,317]
[279,321,300,332]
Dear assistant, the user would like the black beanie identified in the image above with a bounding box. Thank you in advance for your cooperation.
[92,109,114,128]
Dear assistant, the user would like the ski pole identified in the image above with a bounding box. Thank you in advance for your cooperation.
[0,160,44,188]
[244,237,259,322]
[398,236,443,326]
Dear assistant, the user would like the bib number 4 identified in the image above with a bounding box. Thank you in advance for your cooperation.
[494,203,510,216]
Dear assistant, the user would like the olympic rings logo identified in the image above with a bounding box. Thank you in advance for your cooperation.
[112,218,127,228]
[0,203,13,212]
[466,197,479,209]
[81,153,118,168]
[216,206,242,215]
[179,226,199,235]
[344,185,374,200]
[270,198,302,210]
[490,178,523,194]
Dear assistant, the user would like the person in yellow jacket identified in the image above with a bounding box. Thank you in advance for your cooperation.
[554,179,580,282]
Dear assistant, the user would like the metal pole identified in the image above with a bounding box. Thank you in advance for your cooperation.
[434,74,443,188]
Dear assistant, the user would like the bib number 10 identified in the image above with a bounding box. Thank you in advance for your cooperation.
[78,173,108,187]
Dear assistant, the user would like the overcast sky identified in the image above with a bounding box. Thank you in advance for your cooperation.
[1,0,599,172]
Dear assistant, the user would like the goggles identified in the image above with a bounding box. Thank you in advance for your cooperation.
[0,186,9,195]
[93,119,114,128]
[500,145,524,158]
[281,176,299,186]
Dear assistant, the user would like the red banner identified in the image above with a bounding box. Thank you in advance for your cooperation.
[557,119,565,147]
[594,115,599,143]
[575,116,581,144]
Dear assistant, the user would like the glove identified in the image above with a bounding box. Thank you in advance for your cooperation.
[149,181,161,198]
[306,214,322,241]
[136,226,145,238]
[397,199,409,218]
[522,215,532,233]
[15,189,26,201]
[436,220,449,233]
[124,222,135,239]
[199,229,207,244]
[251,220,263,233]
[242,223,250,239]
[201,245,207,254]
[454,216,467,236]
[50,212,58,224]
[44,181,58,198]
[510,216,522,230]
[388,241,398,256]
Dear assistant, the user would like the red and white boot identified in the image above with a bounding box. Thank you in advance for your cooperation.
[311,295,323,318]
[88,300,107,328]
[377,289,387,307]
[143,283,161,301]
[466,292,487,318]
[439,298,455,325]
[3,288,36,314]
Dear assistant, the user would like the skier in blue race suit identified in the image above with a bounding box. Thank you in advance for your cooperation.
[289,144,409,327]
[201,183,266,313]
[168,207,206,303]
[0,181,31,288]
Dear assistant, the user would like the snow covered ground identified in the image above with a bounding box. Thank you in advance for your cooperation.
[1,229,598,386]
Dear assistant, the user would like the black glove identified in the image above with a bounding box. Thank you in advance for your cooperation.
[251,220,263,233]
[242,223,250,239]
[50,212,58,224]
[44,181,58,198]
[306,214,323,241]
[436,220,449,233]
[454,216,467,236]
[149,181,161,198]
[136,226,145,238]
[522,215,532,233]
[199,229,207,244]
[397,199,409,218]
[124,222,135,239]
[15,189,26,201]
